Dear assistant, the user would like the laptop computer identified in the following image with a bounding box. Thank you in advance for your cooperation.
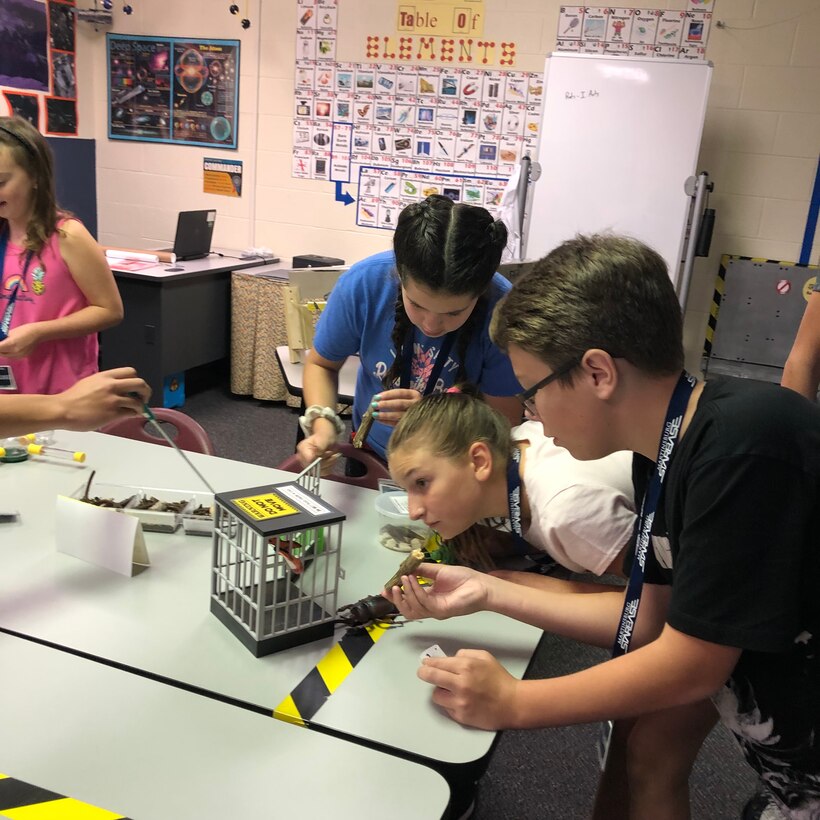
[162,210,216,261]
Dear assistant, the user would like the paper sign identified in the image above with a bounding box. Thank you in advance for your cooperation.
[231,492,300,521]
[203,157,243,197]
[56,496,149,577]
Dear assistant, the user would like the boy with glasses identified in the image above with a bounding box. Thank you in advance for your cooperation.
[386,234,820,819]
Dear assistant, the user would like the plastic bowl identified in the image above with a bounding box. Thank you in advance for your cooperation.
[374,491,430,552]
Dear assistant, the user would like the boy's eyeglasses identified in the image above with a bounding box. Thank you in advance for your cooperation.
[516,360,579,415]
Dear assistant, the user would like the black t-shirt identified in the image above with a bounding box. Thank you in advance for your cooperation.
[629,377,820,811]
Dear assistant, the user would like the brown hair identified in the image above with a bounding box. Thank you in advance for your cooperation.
[388,386,513,571]
[491,234,684,383]
[0,116,62,254]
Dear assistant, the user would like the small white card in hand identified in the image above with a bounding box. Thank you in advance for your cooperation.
[420,644,447,662]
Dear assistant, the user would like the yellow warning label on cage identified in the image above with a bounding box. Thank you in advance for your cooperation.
[232,493,299,520]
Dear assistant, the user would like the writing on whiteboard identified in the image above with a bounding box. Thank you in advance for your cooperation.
[565,89,600,100]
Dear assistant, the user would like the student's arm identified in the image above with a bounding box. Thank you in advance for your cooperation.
[782,290,820,401]
[387,563,666,649]
[484,394,523,426]
[491,569,623,594]
[419,623,739,731]
[296,349,346,467]
[0,221,123,359]
[0,368,149,437]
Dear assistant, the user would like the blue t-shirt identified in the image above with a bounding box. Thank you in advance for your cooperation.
[312,250,521,459]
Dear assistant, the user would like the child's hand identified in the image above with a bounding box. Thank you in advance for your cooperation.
[369,388,422,427]
[0,324,43,358]
[59,368,150,430]
[296,422,340,473]
[419,649,520,730]
[384,562,489,620]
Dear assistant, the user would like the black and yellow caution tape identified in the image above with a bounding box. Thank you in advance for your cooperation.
[704,254,820,357]
[0,773,128,819]
[274,621,392,726]
[703,253,730,357]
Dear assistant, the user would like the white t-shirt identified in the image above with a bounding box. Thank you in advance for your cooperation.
[512,420,636,575]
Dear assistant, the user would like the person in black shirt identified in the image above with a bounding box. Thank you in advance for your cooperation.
[386,234,820,819]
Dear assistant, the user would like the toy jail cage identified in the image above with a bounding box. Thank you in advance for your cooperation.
[210,463,344,657]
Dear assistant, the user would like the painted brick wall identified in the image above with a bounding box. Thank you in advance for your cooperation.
[82,0,820,369]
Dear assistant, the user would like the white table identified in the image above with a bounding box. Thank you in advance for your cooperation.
[0,431,542,809]
[0,632,449,820]
[275,345,360,403]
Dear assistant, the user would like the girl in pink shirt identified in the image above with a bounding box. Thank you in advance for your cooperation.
[0,116,123,394]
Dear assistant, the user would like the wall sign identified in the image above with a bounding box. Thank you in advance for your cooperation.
[203,156,243,196]
[107,34,240,148]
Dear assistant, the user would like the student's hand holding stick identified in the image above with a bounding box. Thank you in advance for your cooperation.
[383,562,492,620]
[59,368,150,430]
[368,387,422,428]
[296,417,341,474]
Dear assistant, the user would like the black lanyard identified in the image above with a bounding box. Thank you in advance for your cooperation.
[611,371,696,658]
[399,327,459,394]
[598,371,696,771]
[507,446,531,555]
[0,230,34,341]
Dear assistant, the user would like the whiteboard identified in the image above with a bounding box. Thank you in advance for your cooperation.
[524,53,712,288]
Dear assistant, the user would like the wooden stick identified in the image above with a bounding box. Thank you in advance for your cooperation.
[384,548,425,590]
[352,403,376,449]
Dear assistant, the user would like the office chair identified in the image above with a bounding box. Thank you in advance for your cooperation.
[98,408,215,455]
[276,443,389,490]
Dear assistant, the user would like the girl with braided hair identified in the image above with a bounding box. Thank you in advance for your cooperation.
[297,194,522,468]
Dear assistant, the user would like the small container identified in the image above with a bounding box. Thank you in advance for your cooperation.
[71,482,192,533]
[0,437,29,463]
[181,492,215,537]
[374,491,430,552]
[126,490,193,533]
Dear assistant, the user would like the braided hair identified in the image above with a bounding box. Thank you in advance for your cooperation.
[383,194,508,388]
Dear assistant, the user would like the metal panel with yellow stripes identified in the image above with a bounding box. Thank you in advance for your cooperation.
[0,773,129,819]
[274,621,392,726]
[704,254,819,358]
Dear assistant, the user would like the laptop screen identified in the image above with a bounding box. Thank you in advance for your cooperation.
[173,210,216,261]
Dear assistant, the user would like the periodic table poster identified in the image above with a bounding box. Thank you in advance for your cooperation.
[292,0,713,231]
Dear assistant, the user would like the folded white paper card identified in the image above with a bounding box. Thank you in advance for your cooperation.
[56,496,150,577]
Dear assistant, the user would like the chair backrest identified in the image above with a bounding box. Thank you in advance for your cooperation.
[276,443,390,490]
[98,409,215,455]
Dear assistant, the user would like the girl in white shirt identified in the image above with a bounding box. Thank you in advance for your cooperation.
[387,386,637,576]
[387,388,718,820]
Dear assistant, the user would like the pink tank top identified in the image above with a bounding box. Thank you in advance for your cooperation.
[0,219,98,394]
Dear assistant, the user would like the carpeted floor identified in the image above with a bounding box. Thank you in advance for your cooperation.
[183,377,758,820]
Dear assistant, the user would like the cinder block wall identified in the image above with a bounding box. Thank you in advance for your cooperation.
[78,0,820,370]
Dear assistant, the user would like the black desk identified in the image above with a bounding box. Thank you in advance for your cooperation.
[101,251,269,401]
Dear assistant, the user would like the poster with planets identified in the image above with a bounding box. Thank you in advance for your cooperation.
[107,34,239,148]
